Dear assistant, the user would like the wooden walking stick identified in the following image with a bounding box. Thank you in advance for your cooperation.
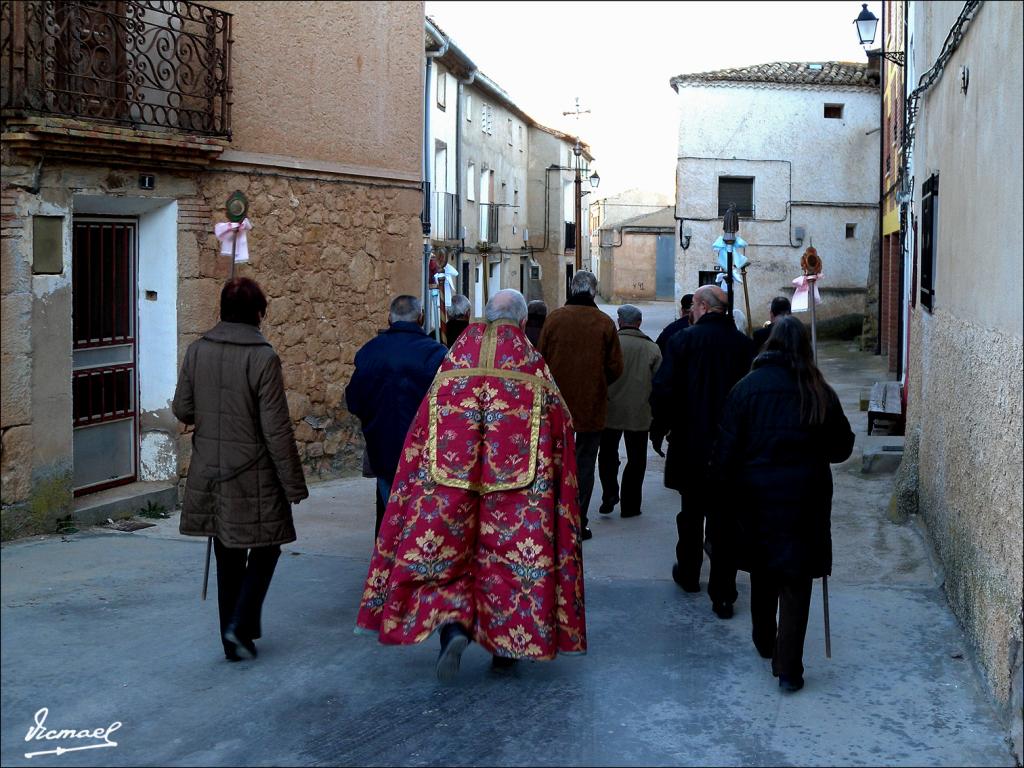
[740,265,753,338]
[822,575,832,658]
[202,537,212,600]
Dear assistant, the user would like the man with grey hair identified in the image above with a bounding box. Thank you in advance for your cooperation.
[444,294,472,348]
[357,287,587,680]
[484,288,529,323]
[539,271,624,541]
[598,304,662,518]
[346,294,447,534]
[650,284,754,618]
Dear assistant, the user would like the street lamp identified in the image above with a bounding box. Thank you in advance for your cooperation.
[854,3,878,46]
[571,140,599,270]
[853,3,904,66]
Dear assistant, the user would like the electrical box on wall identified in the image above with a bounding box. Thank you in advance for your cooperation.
[32,215,64,274]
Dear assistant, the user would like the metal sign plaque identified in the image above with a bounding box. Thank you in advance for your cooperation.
[225,190,248,222]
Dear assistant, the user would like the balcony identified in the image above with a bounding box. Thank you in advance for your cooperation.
[1,0,231,167]
[2,0,231,134]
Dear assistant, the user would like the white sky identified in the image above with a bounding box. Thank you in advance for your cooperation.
[426,0,883,198]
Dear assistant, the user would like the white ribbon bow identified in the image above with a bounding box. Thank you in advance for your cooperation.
[214,218,252,263]
[791,274,823,312]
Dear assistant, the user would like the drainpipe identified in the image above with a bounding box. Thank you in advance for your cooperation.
[456,68,476,294]
[423,32,450,338]
[875,1,886,357]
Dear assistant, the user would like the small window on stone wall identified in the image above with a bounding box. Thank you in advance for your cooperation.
[33,216,64,274]
[824,103,844,119]
[846,223,857,238]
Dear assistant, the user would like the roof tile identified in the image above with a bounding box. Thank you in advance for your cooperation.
[670,61,879,91]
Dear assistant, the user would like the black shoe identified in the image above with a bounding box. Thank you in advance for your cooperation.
[779,674,804,692]
[598,499,617,515]
[671,564,700,592]
[224,625,258,659]
[491,655,518,670]
[712,601,734,620]
[224,645,242,663]
[753,635,775,660]
[581,526,593,541]
[436,625,470,682]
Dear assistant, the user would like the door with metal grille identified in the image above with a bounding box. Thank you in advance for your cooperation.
[71,218,137,494]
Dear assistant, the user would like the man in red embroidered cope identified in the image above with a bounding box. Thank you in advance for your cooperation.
[355,289,586,681]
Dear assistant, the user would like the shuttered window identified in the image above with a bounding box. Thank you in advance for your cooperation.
[718,177,754,217]
[919,173,938,311]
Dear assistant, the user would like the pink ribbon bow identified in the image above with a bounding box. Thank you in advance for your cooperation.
[791,274,823,312]
[214,218,252,263]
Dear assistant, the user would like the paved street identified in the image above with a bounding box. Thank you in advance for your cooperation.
[0,302,1015,767]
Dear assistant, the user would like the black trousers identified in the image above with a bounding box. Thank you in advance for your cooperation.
[676,487,738,605]
[213,538,281,650]
[598,428,649,515]
[375,476,392,536]
[574,431,601,528]
[750,571,814,678]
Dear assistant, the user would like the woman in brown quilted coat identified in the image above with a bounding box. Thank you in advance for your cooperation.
[173,277,308,662]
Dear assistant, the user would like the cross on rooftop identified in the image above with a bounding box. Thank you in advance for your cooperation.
[562,96,591,120]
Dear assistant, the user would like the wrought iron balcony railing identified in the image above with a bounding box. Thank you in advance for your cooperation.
[1,0,232,136]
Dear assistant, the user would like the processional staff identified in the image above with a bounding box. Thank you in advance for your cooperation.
[202,191,252,600]
[794,244,829,656]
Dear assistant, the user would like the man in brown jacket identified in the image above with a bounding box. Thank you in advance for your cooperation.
[539,270,624,540]
[173,278,308,662]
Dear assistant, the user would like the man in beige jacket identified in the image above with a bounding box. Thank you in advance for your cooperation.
[597,304,662,518]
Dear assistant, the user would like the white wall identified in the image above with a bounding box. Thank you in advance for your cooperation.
[674,82,879,327]
[137,202,178,481]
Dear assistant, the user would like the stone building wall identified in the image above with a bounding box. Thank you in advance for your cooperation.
[187,169,424,483]
[0,157,422,538]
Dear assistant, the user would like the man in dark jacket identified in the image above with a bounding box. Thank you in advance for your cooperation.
[539,271,624,541]
[443,294,471,348]
[650,284,754,618]
[346,295,447,534]
[752,295,791,352]
[655,293,694,355]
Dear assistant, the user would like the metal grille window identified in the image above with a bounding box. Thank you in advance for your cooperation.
[718,177,754,217]
[919,173,938,311]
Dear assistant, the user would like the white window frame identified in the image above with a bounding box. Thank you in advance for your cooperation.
[436,71,446,110]
[466,163,476,202]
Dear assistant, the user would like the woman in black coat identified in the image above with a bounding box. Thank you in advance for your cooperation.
[711,316,854,692]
